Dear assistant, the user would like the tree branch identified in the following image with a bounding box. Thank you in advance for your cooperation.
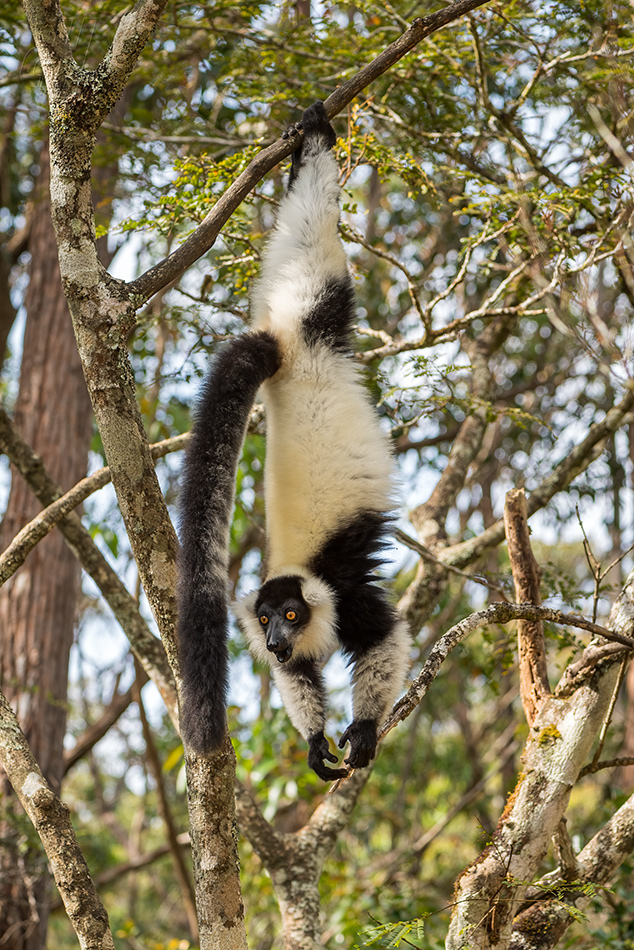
[101,1,170,114]
[446,384,634,569]
[382,602,634,741]
[126,0,494,303]
[50,833,191,909]
[135,663,198,940]
[510,786,634,947]
[184,746,247,950]
[445,568,634,949]
[504,488,550,725]
[0,403,177,722]
[63,668,149,774]
[0,433,188,587]
[0,687,115,950]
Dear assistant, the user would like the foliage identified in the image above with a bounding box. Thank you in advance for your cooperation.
[2,0,634,947]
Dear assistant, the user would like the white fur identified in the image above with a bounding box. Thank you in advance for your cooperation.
[252,150,347,335]
[262,346,394,575]
[270,664,326,739]
[351,620,410,724]
[251,147,395,575]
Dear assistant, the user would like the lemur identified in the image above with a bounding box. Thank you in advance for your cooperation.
[177,102,409,780]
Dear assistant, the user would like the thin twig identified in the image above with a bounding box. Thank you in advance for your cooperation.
[126,0,494,302]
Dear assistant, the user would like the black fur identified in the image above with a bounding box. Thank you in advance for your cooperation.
[301,277,356,352]
[255,575,306,616]
[255,576,312,663]
[288,101,336,188]
[338,718,377,770]
[177,332,280,754]
[309,509,397,656]
[178,102,407,777]
[308,730,348,781]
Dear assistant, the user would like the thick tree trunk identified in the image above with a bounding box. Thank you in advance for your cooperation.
[0,143,93,950]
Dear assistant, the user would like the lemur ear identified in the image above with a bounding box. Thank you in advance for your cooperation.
[301,575,333,608]
[232,591,258,623]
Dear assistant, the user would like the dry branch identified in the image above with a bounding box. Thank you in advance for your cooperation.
[504,488,550,725]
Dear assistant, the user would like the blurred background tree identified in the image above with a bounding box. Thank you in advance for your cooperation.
[1,0,634,947]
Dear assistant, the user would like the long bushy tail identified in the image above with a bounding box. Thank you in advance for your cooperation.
[177,331,280,754]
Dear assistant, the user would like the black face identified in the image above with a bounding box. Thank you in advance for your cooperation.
[255,576,311,664]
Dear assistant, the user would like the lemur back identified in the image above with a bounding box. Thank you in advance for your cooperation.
[178,103,409,780]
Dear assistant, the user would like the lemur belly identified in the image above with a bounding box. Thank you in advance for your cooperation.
[263,344,394,573]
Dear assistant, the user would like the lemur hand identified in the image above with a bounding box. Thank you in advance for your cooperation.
[339,719,378,770]
[308,731,349,781]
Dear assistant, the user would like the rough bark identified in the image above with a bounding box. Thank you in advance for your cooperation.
[0,688,115,950]
[236,769,371,949]
[621,661,634,788]
[504,488,550,725]
[0,432,188,588]
[135,667,198,941]
[0,403,177,720]
[18,2,245,944]
[445,569,634,949]
[510,792,634,949]
[185,745,247,950]
[0,143,93,950]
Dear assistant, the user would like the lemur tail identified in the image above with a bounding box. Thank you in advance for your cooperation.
[177,331,280,754]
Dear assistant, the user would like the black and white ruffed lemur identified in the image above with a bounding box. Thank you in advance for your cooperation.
[177,102,409,780]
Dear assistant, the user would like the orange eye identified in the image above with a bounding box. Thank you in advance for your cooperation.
[286,610,296,621]
[259,615,268,625]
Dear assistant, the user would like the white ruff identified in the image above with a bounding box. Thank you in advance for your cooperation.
[232,573,338,665]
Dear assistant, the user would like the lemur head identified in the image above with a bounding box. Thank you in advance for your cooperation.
[255,576,310,663]
[234,571,337,664]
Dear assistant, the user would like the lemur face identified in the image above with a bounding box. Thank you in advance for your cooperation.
[255,576,311,663]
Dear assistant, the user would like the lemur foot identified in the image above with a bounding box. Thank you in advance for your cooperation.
[339,718,378,770]
[282,122,302,140]
[308,731,348,781]
[299,101,336,148]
